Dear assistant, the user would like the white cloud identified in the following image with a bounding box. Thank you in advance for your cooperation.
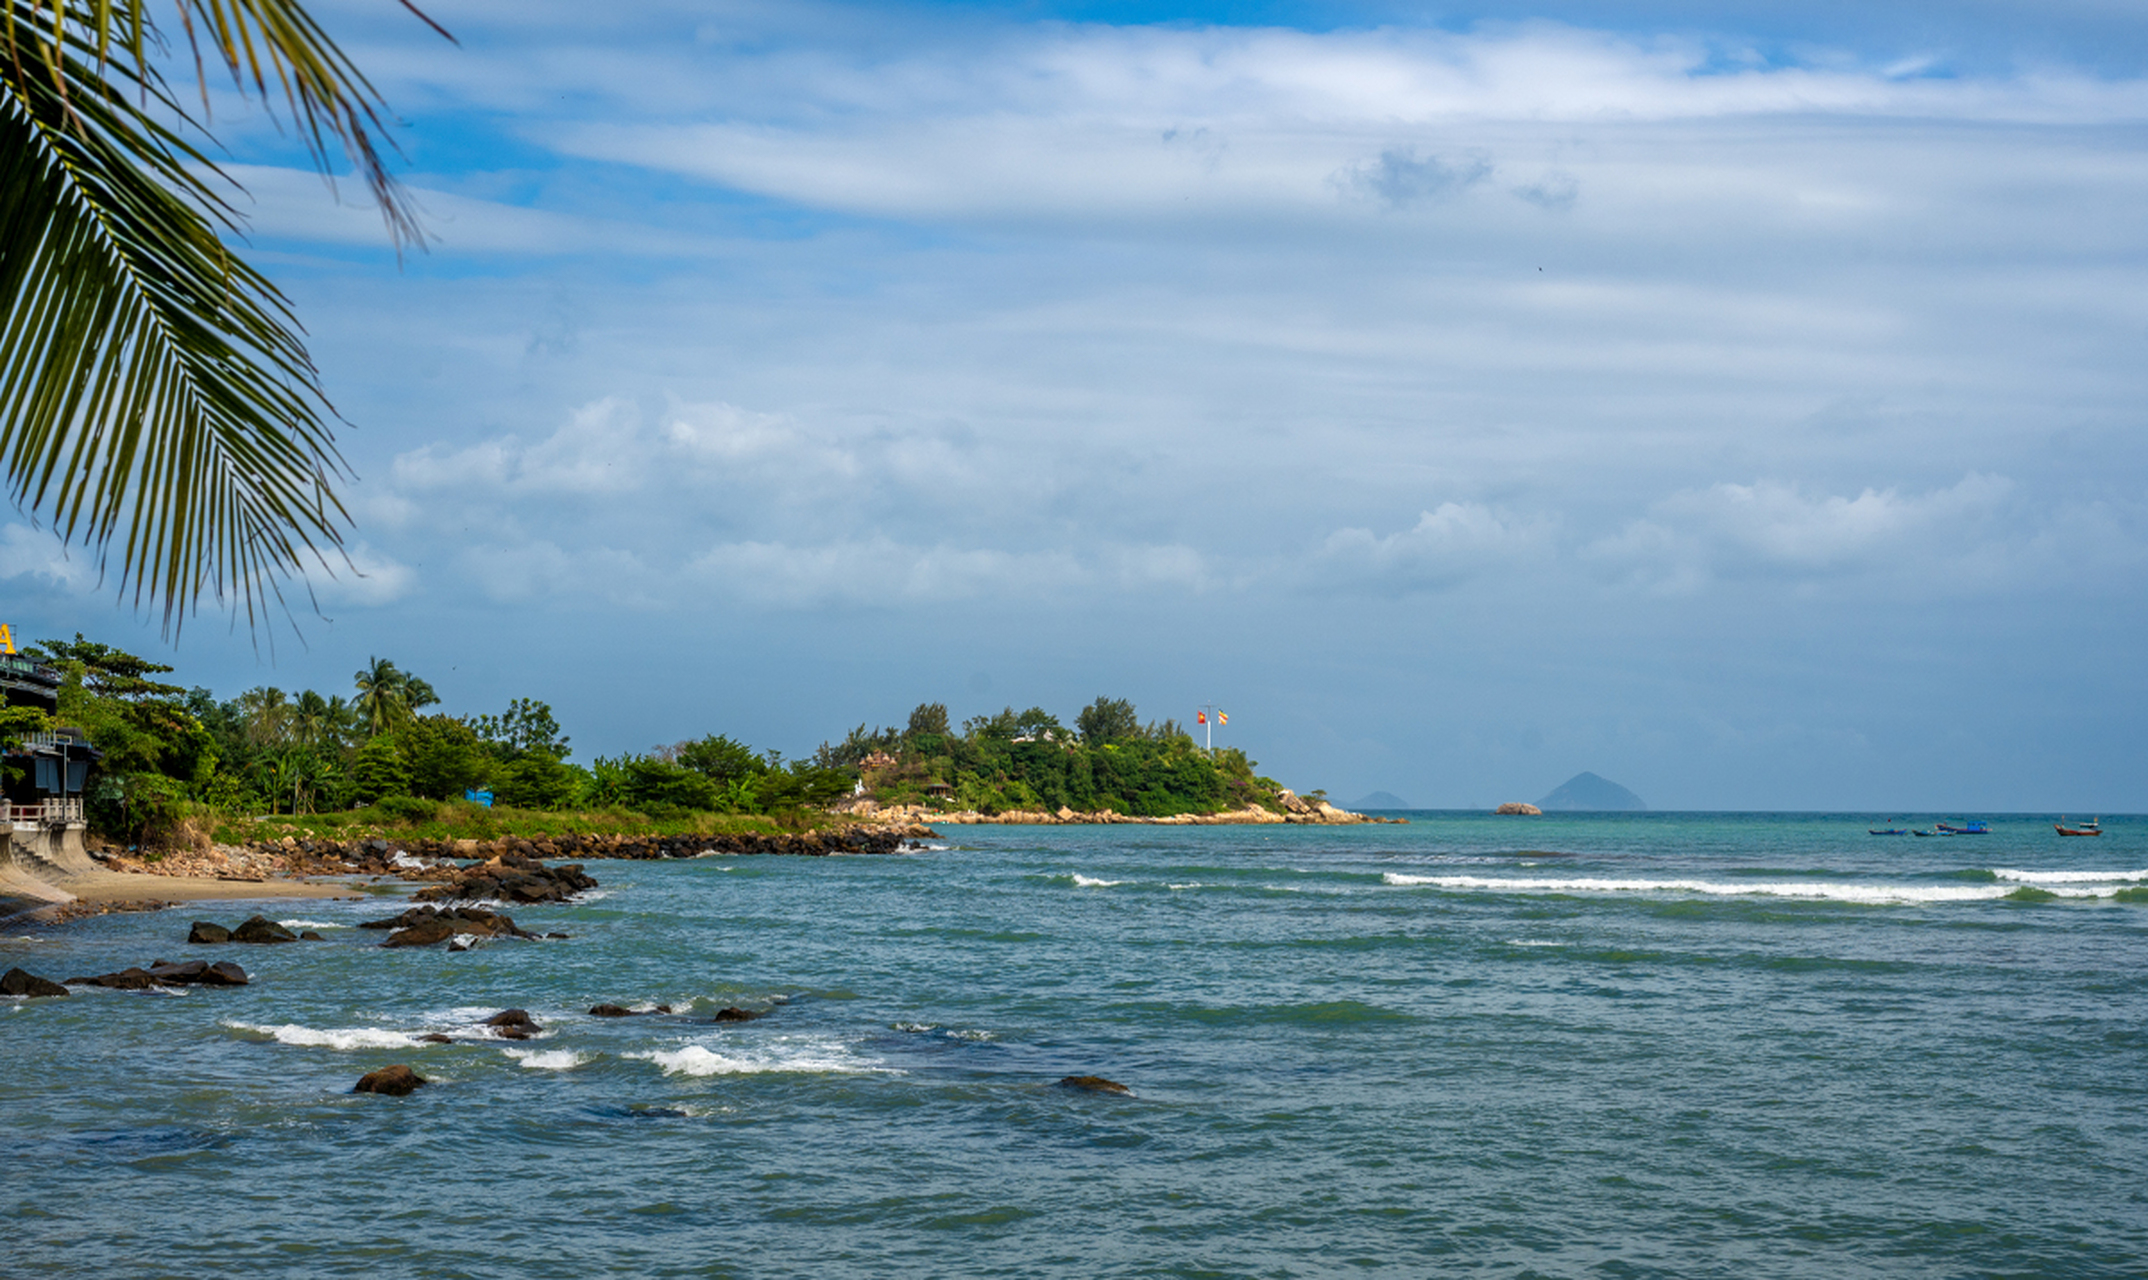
[1314,503,1555,592]
[394,397,648,495]
[1584,474,2018,592]
[0,523,93,590]
[309,542,417,608]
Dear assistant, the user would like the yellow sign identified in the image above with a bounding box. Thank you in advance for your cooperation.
[0,623,12,654]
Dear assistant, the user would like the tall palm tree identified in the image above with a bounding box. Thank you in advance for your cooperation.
[1,1,447,631]
[352,654,410,734]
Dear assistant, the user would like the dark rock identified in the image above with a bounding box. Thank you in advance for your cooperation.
[382,916,456,948]
[67,967,160,990]
[205,961,249,986]
[299,931,325,942]
[353,1064,426,1096]
[410,852,598,906]
[543,932,570,940]
[417,1033,453,1044]
[1,967,68,998]
[1058,1075,1132,1096]
[711,1006,761,1023]
[485,1009,542,1038]
[589,1003,637,1017]
[187,921,232,945]
[231,914,298,944]
[145,960,208,984]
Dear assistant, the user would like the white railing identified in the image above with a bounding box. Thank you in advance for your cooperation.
[16,730,86,751]
[5,798,83,826]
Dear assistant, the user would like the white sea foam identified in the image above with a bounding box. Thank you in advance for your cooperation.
[226,1021,422,1050]
[1993,868,2148,885]
[572,889,612,902]
[1505,938,1564,947]
[627,1036,887,1077]
[1070,874,1124,888]
[503,1048,588,1070]
[1379,872,2114,904]
[1167,882,1210,890]
[276,919,340,929]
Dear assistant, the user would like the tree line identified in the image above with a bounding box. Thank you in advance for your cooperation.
[3,636,848,840]
[2,635,1287,837]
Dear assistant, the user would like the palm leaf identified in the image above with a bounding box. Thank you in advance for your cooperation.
[0,0,444,633]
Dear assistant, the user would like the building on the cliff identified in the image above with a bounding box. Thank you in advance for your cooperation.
[1,640,97,824]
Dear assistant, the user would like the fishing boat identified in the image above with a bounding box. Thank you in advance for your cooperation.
[1868,827,1910,836]
[1936,821,1988,835]
[1912,829,1936,837]
[2055,817,2102,837]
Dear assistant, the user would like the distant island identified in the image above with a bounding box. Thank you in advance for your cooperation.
[1353,791,1411,810]
[1539,771,1648,812]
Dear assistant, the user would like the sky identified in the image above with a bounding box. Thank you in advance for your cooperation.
[5,0,2147,809]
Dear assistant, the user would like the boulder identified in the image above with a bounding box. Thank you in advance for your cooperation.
[231,915,298,944]
[417,1033,453,1044]
[711,1006,761,1023]
[144,960,249,986]
[205,961,250,986]
[67,967,160,990]
[485,1008,542,1040]
[353,1064,426,1097]
[589,1003,636,1017]
[299,931,326,942]
[382,915,456,948]
[1,967,68,998]
[187,921,232,944]
[1494,802,1543,816]
[1058,1075,1132,1095]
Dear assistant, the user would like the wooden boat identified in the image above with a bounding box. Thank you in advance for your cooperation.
[2055,817,2102,837]
[1936,821,1988,835]
[1868,828,1909,836]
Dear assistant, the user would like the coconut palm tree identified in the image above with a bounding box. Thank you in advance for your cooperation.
[353,655,403,733]
[1,1,447,631]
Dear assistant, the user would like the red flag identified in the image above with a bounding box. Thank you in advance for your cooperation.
[1197,711,1206,724]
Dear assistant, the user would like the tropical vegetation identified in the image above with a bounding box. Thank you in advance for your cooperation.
[4,634,1290,844]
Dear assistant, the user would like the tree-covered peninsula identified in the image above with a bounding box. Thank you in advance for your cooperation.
[1,636,1337,849]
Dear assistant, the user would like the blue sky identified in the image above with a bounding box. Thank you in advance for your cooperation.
[6,0,2147,809]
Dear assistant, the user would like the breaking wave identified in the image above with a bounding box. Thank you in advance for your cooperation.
[225,1021,422,1050]
[627,1037,887,1077]
[503,1048,588,1070]
[1379,873,2132,904]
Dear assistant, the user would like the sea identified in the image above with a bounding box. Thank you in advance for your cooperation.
[4,812,2144,1278]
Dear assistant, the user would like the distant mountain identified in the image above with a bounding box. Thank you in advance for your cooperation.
[1539,772,1647,812]
[1353,790,1412,810]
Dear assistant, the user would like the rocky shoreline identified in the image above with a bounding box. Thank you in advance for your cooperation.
[843,788,1401,826]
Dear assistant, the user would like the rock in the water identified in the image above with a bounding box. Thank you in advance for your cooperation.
[353,1064,426,1096]
[205,961,249,986]
[1058,1075,1132,1095]
[368,904,533,947]
[144,960,249,986]
[187,921,232,944]
[589,1003,637,1017]
[1,967,68,998]
[484,1009,542,1039]
[231,914,298,944]
[67,967,160,990]
[417,1033,454,1044]
[381,915,456,948]
[299,931,325,942]
[1494,802,1543,815]
[711,1006,761,1023]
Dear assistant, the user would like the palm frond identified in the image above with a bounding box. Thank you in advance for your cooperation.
[1,2,348,633]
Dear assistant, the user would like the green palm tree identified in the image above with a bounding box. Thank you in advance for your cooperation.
[353,654,409,734]
[1,0,445,631]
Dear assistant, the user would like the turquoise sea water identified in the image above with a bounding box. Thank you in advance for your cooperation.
[4,812,2145,1278]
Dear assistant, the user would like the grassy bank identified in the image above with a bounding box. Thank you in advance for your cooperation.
[214,800,844,848]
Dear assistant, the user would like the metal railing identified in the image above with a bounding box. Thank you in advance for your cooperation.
[16,729,88,751]
[5,797,83,826]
